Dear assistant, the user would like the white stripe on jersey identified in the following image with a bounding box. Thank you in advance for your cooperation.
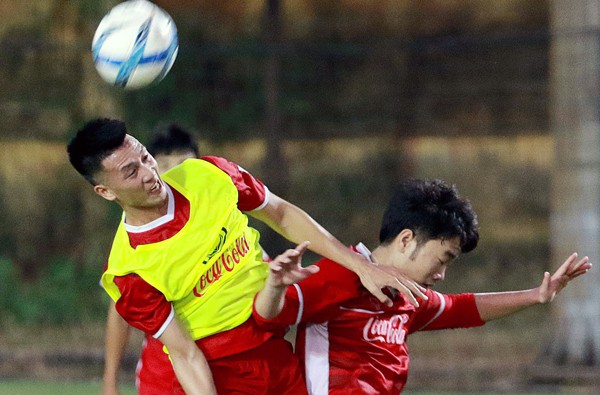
[304,322,330,395]
[339,306,384,314]
[252,185,270,211]
[135,337,146,390]
[239,163,270,211]
[293,283,304,325]
[415,291,446,331]
[153,306,175,338]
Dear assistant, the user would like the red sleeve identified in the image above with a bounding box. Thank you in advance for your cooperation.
[408,290,484,333]
[252,258,362,329]
[252,289,302,331]
[200,155,268,211]
[298,259,363,323]
[113,274,173,336]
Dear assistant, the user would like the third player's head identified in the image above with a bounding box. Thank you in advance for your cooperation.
[148,123,199,174]
[374,179,479,288]
[67,118,167,214]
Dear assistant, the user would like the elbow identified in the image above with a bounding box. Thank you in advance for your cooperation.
[169,343,200,365]
[252,303,286,330]
[252,302,277,321]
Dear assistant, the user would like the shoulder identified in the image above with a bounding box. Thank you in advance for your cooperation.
[114,273,161,296]
[163,157,229,175]
[198,155,260,185]
[199,155,239,174]
[300,257,361,294]
[161,157,227,182]
[200,156,268,211]
[413,289,444,311]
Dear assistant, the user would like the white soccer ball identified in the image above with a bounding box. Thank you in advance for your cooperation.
[92,0,179,89]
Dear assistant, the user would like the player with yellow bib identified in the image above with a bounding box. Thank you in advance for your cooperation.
[67,118,426,395]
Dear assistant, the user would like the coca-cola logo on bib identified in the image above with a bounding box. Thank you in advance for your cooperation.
[193,234,250,297]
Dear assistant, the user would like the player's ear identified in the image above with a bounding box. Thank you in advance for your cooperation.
[395,229,415,253]
[94,184,117,201]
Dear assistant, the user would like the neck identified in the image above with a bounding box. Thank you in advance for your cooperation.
[371,244,390,265]
[371,243,411,273]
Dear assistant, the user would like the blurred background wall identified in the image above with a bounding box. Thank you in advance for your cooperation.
[0,0,598,392]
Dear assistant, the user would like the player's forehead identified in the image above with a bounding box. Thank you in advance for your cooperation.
[116,135,147,156]
[424,236,461,258]
[440,237,461,259]
[101,135,145,170]
[124,134,144,150]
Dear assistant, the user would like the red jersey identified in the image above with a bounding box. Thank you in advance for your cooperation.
[136,334,174,395]
[112,156,273,360]
[252,244,485,394]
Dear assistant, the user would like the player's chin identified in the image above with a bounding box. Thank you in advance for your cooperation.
[143,193,167,207]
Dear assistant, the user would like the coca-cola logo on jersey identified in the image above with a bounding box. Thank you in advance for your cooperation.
[193,234,250,297]
[362,314,409,345]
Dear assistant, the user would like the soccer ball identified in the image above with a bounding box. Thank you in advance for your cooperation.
[92,0,178,89]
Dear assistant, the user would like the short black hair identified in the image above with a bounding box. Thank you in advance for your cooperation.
[147,123,199,158]
[379,179,479,253]
[67,118,127,185]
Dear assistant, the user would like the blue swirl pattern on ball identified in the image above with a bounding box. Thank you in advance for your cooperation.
[91,0,179,89]
[114,17,152,87]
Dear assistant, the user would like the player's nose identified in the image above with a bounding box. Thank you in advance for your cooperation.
[141,164,157,183]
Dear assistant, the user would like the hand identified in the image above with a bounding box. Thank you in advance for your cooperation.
[352,255,427,307]
[538,252,591,303]
[267,241,320,288]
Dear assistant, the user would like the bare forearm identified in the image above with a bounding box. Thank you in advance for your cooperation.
[159,317,217,395]
[255,284,287,319]
[251,197,361,271]
[474,288,539,322]
[170,351,217,395]
[476,253,593,322]
[103,303,131,384]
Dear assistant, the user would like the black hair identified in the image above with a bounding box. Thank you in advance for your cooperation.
[147,123,199,158]
[67,118,127,185]
[379,179,479,253]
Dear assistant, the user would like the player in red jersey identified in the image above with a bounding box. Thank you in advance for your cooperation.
[102,124,199,395]
[68,118,426,395]
[253,179,592,395]
[102,124,276,395]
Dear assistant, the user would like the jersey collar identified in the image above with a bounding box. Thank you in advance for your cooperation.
[355,242,375,264]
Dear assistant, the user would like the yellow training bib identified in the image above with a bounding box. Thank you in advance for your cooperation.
[102,159,268,339]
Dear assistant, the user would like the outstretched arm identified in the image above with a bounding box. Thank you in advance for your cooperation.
[475,253,591,322]
[102,301,131,395]
[249,193,427,307]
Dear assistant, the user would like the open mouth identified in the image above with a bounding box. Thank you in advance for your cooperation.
[149,179,162,194]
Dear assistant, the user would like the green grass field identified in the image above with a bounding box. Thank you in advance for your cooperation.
[0,381,576,395]
[0,380,136,395]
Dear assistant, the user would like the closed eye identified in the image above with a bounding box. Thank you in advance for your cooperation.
[121,163,139,179]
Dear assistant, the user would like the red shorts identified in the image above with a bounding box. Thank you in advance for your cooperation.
[173,336,307,395]
[137,334,177,395]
